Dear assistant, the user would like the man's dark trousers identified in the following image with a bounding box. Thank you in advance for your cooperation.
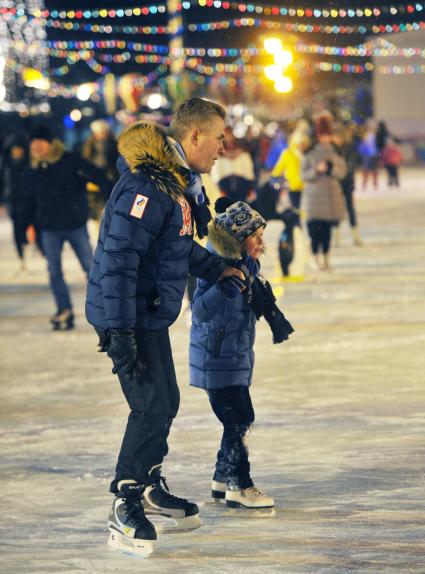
[109,329,180,493]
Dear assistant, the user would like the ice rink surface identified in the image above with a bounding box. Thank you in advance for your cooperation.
[1,170,425,573]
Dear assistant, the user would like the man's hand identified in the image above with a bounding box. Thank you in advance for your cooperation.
[218,275,246,299]
[107,329,147,378]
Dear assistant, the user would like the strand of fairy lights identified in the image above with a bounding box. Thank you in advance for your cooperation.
[2,1,424,19]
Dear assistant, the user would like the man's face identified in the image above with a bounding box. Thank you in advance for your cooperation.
[30,139,51,160]
[186,115,225,174]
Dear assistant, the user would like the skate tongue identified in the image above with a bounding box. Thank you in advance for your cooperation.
[118,481,144,499]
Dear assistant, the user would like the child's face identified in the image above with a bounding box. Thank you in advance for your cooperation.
[242,227,265,260]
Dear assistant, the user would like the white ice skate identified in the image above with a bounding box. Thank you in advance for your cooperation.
[142,465,202,533]
[108,482,157,558]
[225,486,276,517]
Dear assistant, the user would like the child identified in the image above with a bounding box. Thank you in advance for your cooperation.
[189,199,294,510]
[381,137,403,188]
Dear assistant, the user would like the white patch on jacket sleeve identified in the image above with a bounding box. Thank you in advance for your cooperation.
[129,194,149,219]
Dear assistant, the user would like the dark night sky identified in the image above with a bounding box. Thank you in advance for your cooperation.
[44,0,424,85]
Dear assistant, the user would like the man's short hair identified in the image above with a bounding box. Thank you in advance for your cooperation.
[169,98,226,141]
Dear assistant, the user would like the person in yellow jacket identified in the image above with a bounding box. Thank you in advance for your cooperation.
[271,131,310,223]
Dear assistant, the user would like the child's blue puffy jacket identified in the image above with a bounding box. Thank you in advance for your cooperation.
[85,122,226,331]
[189,246,257,390]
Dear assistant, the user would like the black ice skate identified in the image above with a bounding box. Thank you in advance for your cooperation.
[108,480,157,557]
[143,464,202,532]
[50,309,74,331]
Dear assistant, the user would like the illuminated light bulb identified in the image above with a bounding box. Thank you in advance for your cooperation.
[264,37,283,54]
[274,49,293,67]
[274,76,293,93]
[264,64,283,81]
[70,109,82,121]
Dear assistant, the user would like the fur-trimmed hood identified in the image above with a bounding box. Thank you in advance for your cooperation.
[30,139,65,169]
[208,223,243,259]
[118,122,189,201]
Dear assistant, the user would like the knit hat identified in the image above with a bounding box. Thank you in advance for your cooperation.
[209,200,266,258]
[29,125,53,143]
[314,115,333,137]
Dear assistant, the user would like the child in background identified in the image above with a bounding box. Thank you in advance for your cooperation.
[189,199,294,510]
[381,138,403,188]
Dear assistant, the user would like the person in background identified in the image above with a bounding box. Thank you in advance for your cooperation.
[301,114,347,271]
[332,122,363,246]
[82,119,118,223]
[358,125,379,191]
[22,126,111,330]
[271,129,310,225]
[381,137,403,188]
[0,134,33,270]
[211,127,256,203]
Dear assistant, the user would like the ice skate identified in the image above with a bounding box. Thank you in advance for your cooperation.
[143,465,202,532]
[225,485,275,517]
[50,308,74,331]
[108,481,157,558]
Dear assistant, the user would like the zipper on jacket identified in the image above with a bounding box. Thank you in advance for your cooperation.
[213,328,225,358]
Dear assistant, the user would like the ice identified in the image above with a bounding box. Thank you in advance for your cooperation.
[1,169,425,572]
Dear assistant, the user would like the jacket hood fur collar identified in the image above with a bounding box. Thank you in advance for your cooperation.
[208,223,242,259]
[118,122,189,201]
[31,139,65,169]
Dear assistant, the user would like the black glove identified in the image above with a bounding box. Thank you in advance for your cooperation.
[106,329,148,378]
[264,302,294,344]
[218,275,245,299]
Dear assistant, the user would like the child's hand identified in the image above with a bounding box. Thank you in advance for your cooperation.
[218,276,246,299]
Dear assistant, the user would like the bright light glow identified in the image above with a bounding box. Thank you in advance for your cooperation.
[146,93,163,110]
[274,50,293,68]
[77,83,94,101]
[0,85,6,103]
[22,68,50,90]
[264,38,283,54]
[244,114,254,126]
[70,109,82,121]
[275,76,293,93]
[264,64,283,81]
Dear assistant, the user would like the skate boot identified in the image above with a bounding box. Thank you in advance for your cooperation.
[143,464,202,532]
[108,481,157,558]
[226,485,275,509]
[50,309,74,331]
[211,480,227,501]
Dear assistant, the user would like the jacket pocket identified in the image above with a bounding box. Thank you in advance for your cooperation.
[213,328,225,358]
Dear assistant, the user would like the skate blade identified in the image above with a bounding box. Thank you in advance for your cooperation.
[224,506,276,518]
[108,530,155,558]
[147,513,202,533]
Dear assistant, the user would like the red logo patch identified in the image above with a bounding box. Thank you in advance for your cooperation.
[129,194,149,219]
[179,197,193,237]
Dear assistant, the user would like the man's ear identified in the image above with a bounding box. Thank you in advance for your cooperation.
[190,127,201,147]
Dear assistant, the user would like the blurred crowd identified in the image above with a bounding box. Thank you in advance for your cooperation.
[0,111,403,328]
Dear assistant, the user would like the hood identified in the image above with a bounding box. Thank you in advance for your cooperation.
[208,222,242,259]
[117,122,189,201]
[30,139,65,169]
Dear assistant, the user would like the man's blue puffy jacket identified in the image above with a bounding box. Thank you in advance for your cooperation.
[85,122,227,331]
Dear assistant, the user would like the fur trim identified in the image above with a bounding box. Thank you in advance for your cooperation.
[31,139,65,168]
[118,122,188,201]
[208,222,242,259]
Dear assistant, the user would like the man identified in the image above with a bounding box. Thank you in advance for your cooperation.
[85,98,246,557]
[23,126,111,330]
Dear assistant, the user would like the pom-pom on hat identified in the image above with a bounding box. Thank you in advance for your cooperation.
[29,126,53,143]
[208,201,266,258]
